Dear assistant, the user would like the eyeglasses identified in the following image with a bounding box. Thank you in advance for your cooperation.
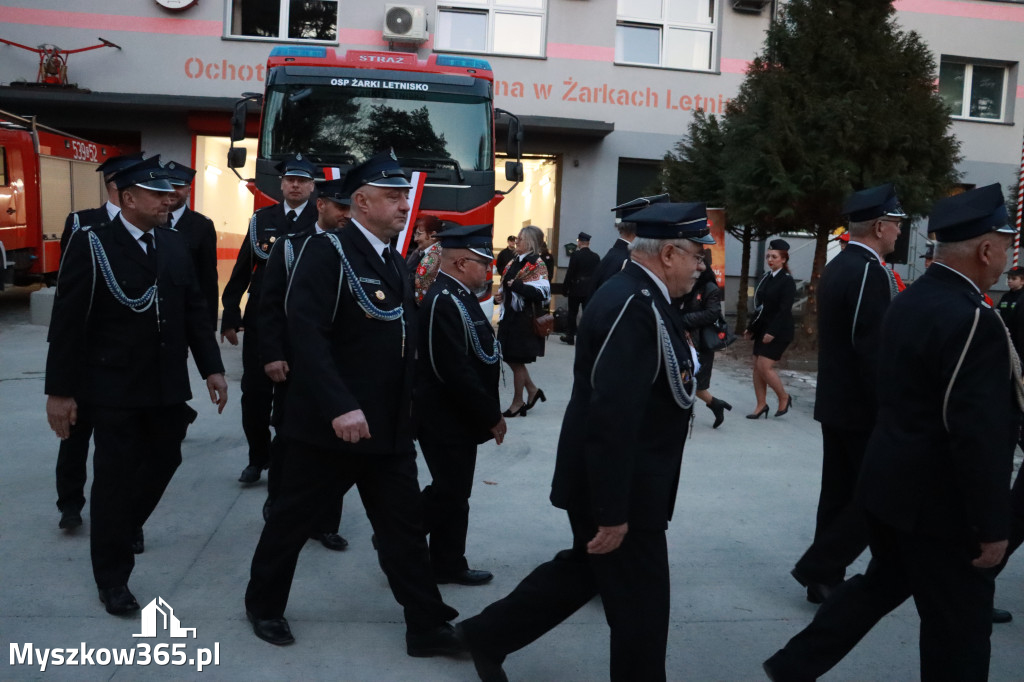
[671,244,705,266]
[461,256,492,267]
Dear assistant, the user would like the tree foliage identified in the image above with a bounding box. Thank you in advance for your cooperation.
[661,0,962,344]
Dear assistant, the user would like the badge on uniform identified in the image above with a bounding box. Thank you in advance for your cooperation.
[269,236,276,244]
[680,369,692,383]
[261,244,269,252]
[641,288,651,297]
[375,290,386,301]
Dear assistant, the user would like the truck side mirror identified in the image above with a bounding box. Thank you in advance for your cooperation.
[504,161,524,183]
[227,147,247,169]
[230,101,247,142]
[506,118,521,156]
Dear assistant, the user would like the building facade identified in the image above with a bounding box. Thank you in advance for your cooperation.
[1,0,1021,300]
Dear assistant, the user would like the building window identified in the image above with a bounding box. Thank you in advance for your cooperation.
[938,58,1012,122]
[616,0,717,71]
[435,1,546,57]
[228,0,338,41]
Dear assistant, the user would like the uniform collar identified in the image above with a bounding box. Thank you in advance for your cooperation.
[169,204,186,227]
[120,216,153,246]
[105,201,120,220]
[284,200,308,216]
[350,218,390,259]
[437,269,471,294]
[931,262,981,294]
[849,240,883,262]
[631,260,670,302]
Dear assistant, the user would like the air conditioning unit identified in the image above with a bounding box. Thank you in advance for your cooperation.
[731,0,769,12]
[383,5,428,43]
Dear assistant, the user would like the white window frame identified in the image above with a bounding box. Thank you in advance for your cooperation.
[224,0,340,43]
[434,1,548,58]
[615,0,719,73]
[939,58,1013,123]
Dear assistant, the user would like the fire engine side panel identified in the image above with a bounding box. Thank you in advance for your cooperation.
[38,155,72,273]
[0,130,31,251]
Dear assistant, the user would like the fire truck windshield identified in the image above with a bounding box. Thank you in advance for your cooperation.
[261,84,493,176]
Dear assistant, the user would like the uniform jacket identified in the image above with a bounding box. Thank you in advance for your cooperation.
[859,264,1019,542]
[45,217,223,406]
[680,277,722,354]
[282,225,417,454]
[563,246,601,299]
[172,208,219,329]
[814,243,894,427]
[259,225,318,366]
[591,238,631,294]
[747,268,796,339]
[997,288,1022,327]
[60,206,112,263]
[221,201,317,332]
[415,271,502,445]
[550,262,694,529]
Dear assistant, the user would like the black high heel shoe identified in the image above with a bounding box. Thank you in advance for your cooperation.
[526,388,546,410]
[502,405,528,418]
[746,406,769,420]
[775,395,794,417]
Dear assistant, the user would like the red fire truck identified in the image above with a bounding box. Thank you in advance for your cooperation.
[0,109,116,289]
[227,47,523,305]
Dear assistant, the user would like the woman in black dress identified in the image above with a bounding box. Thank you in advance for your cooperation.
[681,250,732,428]
[496,225,550,417]
[744,239,795,418]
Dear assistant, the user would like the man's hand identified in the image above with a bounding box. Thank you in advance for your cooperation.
[587,523,628,555]
[264,360,290,383]
[972,539,1008,568]
[206,373,229,413]
[46,395,77,440]
[490,416,507,445]
[332,409,371,443]
[221,328,239,346]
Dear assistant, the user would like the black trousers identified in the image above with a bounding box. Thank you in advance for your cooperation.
[460,509,670,682]
[55,406,93,512]
[240,325,273,468]
[89,404,185,589]
[770,514,995,681]
[266,432,345,534]
[794,425,871,585]
[566,295,588,337]
[245,439,457,633]
[419,435,478,574]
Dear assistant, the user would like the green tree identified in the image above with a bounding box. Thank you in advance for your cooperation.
[666,0,961,345]
[661,110,771,331]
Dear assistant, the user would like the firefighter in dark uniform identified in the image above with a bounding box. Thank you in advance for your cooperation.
[415,224,505,586]
[559,231,601,345]
[591,193,670,294]
[458,202,714,682]
[45,156,227,615]
[244,152,461,655]
[996,265,1024,326]
[164,161,219,434]
[52,152,145,531]
[222,154,318,485]
[791,183,905,604]
[764,183,1021,682]
[259,175,351,551]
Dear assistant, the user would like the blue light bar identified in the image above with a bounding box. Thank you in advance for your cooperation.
[270,46,328,59]
[435,55,492,71]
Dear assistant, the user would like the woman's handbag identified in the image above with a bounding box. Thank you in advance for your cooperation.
[532,307,555,338]
[700,315,736,352]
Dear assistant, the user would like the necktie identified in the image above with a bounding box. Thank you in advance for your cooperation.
[286,209,297,222]
[382,247,402,290]
[140,232,158,272]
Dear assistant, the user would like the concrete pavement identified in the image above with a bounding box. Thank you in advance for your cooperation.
[1,286,1021,681]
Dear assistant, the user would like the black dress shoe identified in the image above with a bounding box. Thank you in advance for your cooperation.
[456,623,509,682]
[406,623,464,657]
[312,531,349,551]
[993,607,1013,624]
[790,568,837,605]
[98,585,140,616]
[559,334,574,345]
[59,508,83,530]
[131,527,145,554]
[246,610,295,646]
[238,464,262,484]
[436,568,494,586]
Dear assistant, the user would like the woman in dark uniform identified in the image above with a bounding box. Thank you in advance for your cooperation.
[744,239,795,418]
[496,225,551,417]
[681,250,732,428]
